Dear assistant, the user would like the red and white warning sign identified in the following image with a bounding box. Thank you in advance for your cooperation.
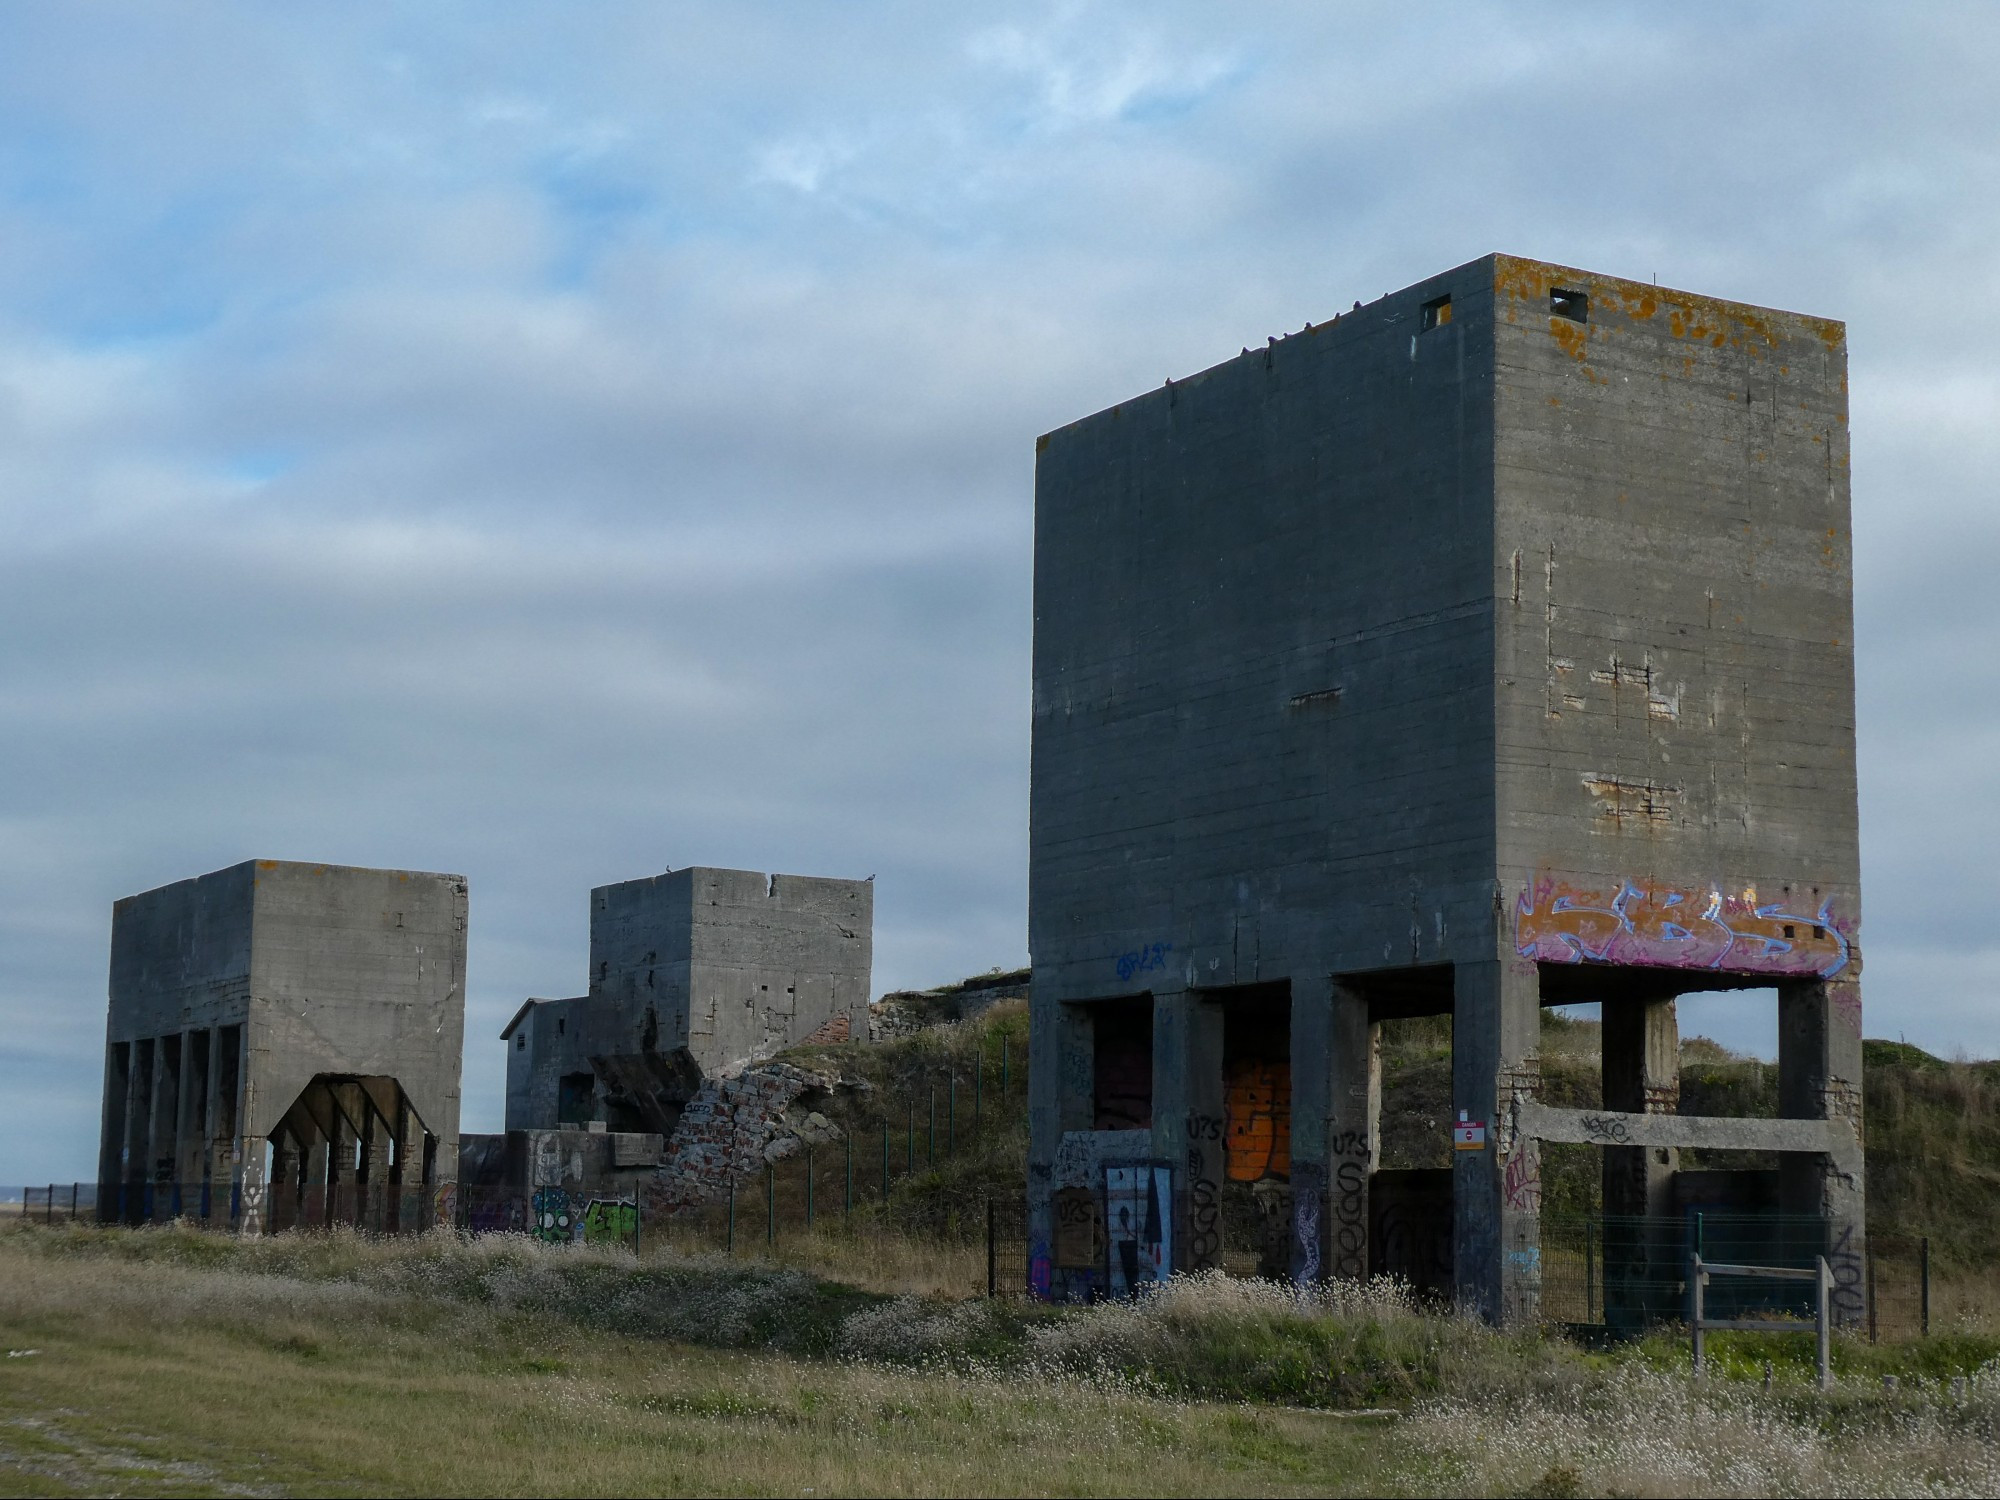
[1452,1110,1487,1150]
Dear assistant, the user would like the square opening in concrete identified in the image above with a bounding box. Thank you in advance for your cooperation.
[1091,998,1153,1130]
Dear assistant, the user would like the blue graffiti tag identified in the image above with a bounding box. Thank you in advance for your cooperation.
[1116,942,1173,982]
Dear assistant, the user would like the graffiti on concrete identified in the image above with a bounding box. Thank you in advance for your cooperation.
[1029,1240,1053,1301]
[1329,1156,1367,1280]
[1052,1186,1103,1269]
[239,1182,266,1237]
[1184,1111,1223,1269]
[431,1181,458,1230]
[532,1186,574,1244]
[1290,1161,1324,1283]
[468,1196,523,1235]
[581,1197,638,1245]
[1502,1149,1542,1214]
[1515,876,1851,977]
[1224,1059,1290,1181]
[1116,942,1172,983]
[1104,1164,1172,1296]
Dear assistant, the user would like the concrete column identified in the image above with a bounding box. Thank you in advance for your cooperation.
[1320,981,1380,1282]
[1154,989,1224,1274]
[325,1094,350,1223]
[1025,988,1068,1293]
[1779,975,1866,1328]
[98,1041,129,1220]
[1453,959,1542,1325]
[360,1100,391,1232]
[148,1036,177,1218]
[1286,979,1328,1283]
[204,1027,231,1224]
[304,1103,331,1228]
[174,1030,206,1196]
[124,1038,152,1220]
[1601,996,1679,1326]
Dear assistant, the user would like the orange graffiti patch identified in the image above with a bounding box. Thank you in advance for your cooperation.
[1224,1058,1290,1182]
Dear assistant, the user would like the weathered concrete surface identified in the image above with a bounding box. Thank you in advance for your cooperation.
[99,860,467,1231]
[504,868,871,1134]
[1518,1101,1855,1157]
[1028,255,1862,1322]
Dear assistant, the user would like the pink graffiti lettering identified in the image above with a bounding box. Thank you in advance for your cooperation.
[1515,877,1850,978]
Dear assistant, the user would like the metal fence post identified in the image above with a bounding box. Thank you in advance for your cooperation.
[1586,1218,1596,1325]
[806,1148,815,1231]
[1002,1035,1009,1092]
[881,1125,890,1201]
[928,1086,936,1169]
[727,1179,736,1254]
[948,1073,956,1156]
[45,1184,54,1226]
[906,1105,914,1174]
[1922,1237,1932,1337]
[975,1051,982,1128]
[845,1131,853,1219]
[1690,1253,1706,1376]
[1816,1256,1833,1390]
[766,1163,775,1249]
[1867,1249,1878,1344]
[987,1198,996,1297]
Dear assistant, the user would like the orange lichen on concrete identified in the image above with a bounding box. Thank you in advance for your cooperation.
[1548,317,1588,362]
[1494,254,1814,358]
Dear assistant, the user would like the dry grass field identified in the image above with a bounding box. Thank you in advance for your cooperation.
[2,1223,2000,1497]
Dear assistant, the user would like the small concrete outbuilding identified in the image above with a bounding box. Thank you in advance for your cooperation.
[1028,255,1863,1325]
[500,867,873,1135]
[458,866,872,1236]
[98,860,467,1232]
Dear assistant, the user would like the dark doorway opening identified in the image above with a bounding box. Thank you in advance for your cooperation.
[1092,998,1153,1130]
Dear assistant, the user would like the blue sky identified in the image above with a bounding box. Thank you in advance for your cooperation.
[2,2,1997,1181]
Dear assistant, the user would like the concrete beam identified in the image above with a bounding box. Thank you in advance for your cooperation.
[1518,1101,1856,1157]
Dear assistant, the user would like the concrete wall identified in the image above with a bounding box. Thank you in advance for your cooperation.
[98,859,468,1226]
[106,862,256,1041]
[1029,265,1500,1000]
[246,862,467,1153]
[1490,256,1861,961]
[680,868,873,1072]
[505,868,873,1132]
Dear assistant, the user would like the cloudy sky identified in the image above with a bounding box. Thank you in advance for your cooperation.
[3,3,1994,1182]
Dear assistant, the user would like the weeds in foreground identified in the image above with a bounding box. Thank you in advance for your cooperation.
[11,1223,2000,1496]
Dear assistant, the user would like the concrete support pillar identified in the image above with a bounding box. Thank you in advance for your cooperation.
[1779,974,1866,1328]
[1601,996,1679,1326]
[148,1036,176,1219]
[124,1038,152,1220]
[1025,988,1074,1294]
[1453,960,1542,1325]
[305,1113,331,1228]
[1320,981,1380,1282]
[174,1030,206,1198]
[360,1101,391,1232]
[204,1027,232,1224]
[326,1097,351,1224]
[237,1137,269,1237]
[1155,989,1224,1274]
[98,1041,129,1221]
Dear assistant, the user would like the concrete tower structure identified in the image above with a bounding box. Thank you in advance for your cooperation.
[1027,255,1861,1324]
[501,867,873,1135]
[99,860,467,1233]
